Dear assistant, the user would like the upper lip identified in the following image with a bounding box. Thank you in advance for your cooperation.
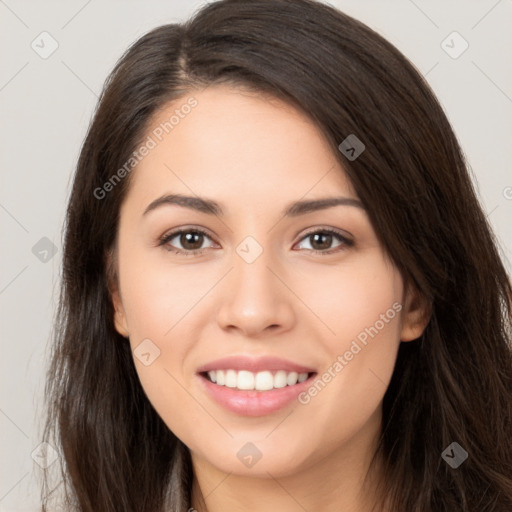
[197,355,316,374]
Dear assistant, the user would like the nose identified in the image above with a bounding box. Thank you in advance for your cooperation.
[215,248,296,338]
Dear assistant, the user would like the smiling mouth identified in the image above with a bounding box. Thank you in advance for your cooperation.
[200,369,317,392]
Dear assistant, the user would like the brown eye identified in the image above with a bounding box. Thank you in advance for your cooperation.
[159,228,215,256]
[176,231,205,251]
[309,232,334,251]
[295,229,353,255]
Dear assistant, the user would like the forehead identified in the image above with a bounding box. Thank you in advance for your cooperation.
[124,85,356,214]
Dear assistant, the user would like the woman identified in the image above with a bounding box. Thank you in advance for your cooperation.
[41,0,512,510]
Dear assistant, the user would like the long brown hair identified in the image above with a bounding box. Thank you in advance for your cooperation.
[41,0,512,510]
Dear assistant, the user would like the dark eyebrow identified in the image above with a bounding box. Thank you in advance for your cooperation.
[284,196,365,216]
[143,193,365,217]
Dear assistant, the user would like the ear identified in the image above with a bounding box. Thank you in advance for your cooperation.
[106,249,130,338]
[400,281,431,342]
[112,289,130,338]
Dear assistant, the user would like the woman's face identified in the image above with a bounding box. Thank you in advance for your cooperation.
[111,85,428,479]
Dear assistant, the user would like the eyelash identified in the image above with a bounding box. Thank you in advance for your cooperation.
[157,227,354,257]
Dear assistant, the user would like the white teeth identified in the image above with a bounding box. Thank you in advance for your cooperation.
[225,369,237,388]
[274,370,288,388]
[287,371,298,386]
[255,371,274,391]
[205,369,312,390]
[237,370,255,390]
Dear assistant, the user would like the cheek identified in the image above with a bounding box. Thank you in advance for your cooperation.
[293,256,403,434]
[300,253,402,346]
[116,245,203,411]
[119,240,216,342]
[117,243,235,428]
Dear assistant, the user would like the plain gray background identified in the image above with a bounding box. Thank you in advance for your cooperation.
[1,1,511,510]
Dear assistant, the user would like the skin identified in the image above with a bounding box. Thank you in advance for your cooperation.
[110,85,430,512]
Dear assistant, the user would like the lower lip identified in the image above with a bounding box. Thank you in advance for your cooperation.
[197,373,316,417]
